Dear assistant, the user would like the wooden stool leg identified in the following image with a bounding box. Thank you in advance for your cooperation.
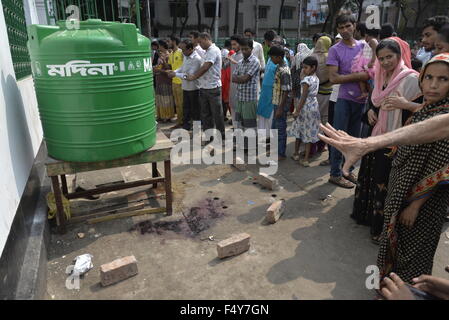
[164,160,173,216]
[61,174,68,195]
[152,162,158,188]
[51,176,67,234]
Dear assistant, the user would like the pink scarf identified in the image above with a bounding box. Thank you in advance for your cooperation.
[371,37,419,136]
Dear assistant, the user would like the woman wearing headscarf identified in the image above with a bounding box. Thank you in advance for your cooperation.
[154,40,175,122]
[351,38,423,245]
[291,43,313,121]
[312,36,333,160]
[377,52,449,284]
[313,36,333,124]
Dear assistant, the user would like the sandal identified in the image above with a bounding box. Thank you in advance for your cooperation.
[343,172,357,184]
[328,176,355,189]
[300,159,310,167]
[371,236,380,245]
[291,154,300,161]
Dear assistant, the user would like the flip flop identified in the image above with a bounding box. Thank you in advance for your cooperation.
[329,176,355,189]
[371,236,380,245]
[291,154,300,161]
[343,173,357,184]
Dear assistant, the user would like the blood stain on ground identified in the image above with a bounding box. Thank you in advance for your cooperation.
[130,198,227,238]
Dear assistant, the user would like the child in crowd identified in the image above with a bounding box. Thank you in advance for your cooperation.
[269,45,292,160]
[288,56,321,167]
[352,27,379,99]
[221,39,234,121]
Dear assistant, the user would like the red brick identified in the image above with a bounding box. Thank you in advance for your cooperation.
[217,233,250,259]
[100,255,138,286]
[232,157,247,171]
[266,200,286,224]
[257,173,279,190]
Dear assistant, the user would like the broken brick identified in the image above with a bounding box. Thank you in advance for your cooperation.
[257,173,279,190]
[217,233,250,259]
[266,200,286,224]
[232,157,247,171]
[100,255,138,286]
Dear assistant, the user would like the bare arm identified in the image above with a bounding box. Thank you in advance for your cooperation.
[275,90,290,119]
[328,65,369,84]
[293,83,308,116]
[382,93,423,112]
[232,74,251,84]
[366,114,449,149]
[368,39,378,67]
[318,113,449,175]
[187,62,212,80]
[228,56,240,64]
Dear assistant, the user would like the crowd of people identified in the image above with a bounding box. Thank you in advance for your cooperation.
[149,13,449,299]
[320,15,449,299]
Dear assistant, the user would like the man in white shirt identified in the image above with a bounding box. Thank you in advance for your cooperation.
[243,28,265,71]
[186,32,225,140]
[420,16,449,64]
[189,31,206,59]
[168,39,203,131]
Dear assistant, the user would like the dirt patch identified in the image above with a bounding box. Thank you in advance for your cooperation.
[130,198,227,237]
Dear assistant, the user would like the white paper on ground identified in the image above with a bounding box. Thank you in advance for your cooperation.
[73,254,93,275]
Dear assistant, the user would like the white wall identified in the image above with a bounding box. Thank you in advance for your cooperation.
[0,0,44,256]
[34,0,51,25]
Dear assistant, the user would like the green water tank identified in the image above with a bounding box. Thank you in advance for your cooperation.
[28,19,156,162]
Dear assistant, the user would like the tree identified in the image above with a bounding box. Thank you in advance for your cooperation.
[392,0,433,40]
[410,0,432,40]
[278,0,286,34]
[179,0,189,36]
[392,0,410,36]
[171,0,179,35]
[233,0,240,35]
[324,0,346,34]
[196,0,202,32]
[354,0,364,22]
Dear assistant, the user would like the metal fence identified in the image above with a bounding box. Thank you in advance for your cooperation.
[2,0,32,80]
[48,0,143,31]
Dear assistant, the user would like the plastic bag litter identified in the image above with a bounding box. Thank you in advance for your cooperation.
[46,192,71,220]
[72,254,93,275]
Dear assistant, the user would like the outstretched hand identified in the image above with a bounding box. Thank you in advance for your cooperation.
[318,123,369,176]
[413,275,449,300]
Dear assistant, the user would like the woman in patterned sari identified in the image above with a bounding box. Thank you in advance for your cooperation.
[351,38,422,244]
[154,40,175,122]
[378,53,449,284]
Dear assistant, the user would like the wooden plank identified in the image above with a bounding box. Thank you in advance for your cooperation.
[86,207,166,224]
[95,180,126,188]
[46,149,172,176]
[164,160,173,216]
[61,175,68,195]
[68,202,146,225]
[51,176,67,234]
[66,177,166,199]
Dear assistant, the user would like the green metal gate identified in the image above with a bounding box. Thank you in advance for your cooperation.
[2,0,32,79]
[46,0,142,32]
